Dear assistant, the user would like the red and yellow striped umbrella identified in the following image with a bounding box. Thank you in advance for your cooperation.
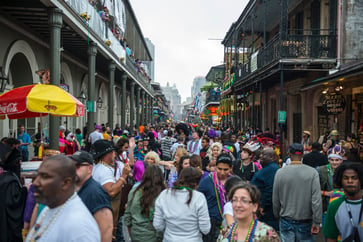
[0,84,85,119]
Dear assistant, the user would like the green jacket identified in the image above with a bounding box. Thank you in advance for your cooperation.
[124,187,162,242]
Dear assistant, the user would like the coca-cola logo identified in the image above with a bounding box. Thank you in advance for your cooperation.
[0,103,18,114]
[77,106,84,116]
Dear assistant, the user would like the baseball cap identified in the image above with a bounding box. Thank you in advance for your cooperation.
[288,143,304,155]
[59,125,66,131]
[95,124,102,130]
[70,151,94,165]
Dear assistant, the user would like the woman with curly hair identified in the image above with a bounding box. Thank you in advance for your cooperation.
[154,167,210,241]
[202,142,223,172]
[124,165,165,242]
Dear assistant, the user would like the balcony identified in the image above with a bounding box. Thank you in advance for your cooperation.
[205,92,221,105]
[63,0,151,91]
[236,30,337,80]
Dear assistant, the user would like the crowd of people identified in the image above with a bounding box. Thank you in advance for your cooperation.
[1,121,363,242]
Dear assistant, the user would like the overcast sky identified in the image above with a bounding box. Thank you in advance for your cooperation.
[131,0,248,102]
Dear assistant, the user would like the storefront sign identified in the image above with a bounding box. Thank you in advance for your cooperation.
[322,93,346,115]
[250,50,259,73]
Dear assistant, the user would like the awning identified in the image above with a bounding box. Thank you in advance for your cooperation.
[200,81,219,91]
[300,60,363,91]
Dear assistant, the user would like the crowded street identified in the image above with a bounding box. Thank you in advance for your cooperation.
[1,0,363,242]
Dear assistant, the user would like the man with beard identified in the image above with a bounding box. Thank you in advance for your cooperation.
[199,137,210,160]
[323,162,363,242]
[251,148,279,231]
[26,155,100,242]
[70,151,113,242]
[0,141,27,242]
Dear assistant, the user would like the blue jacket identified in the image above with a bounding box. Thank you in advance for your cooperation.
[251,162,279,214]
[198,175,223,221]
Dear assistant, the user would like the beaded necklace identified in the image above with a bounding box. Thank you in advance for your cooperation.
[28,193,77,241]
[240,160,252,173]
[228,219,258,242]
[173,185,194,191]
[188,139,199,154]
[99,161,116,173]
[209,172,226,218]
[327,164,334,188]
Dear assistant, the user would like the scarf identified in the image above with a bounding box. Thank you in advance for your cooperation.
[209,171,227,217]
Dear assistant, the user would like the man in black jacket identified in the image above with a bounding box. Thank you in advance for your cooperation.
[302,142,329,168]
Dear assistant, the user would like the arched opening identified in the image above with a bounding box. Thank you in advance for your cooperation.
[0,40,39,151]
[9,53,36,157]
[97,82,108,125]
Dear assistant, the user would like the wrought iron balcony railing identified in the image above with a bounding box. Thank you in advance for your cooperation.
[205,92,221,104]
[235,30,337,80]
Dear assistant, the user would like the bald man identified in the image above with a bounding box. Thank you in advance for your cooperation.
[251,148,280,231]
[26,155,100,242]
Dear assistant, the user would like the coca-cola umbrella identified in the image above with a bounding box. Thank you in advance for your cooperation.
[0,84,85,119]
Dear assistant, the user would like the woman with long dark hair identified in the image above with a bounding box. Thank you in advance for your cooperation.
[124,165,165,242]
[153,167,211,241]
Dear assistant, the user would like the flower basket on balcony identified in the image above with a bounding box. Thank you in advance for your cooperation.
[105,39,111,46]
[120,57,125,63]
[80,12,91,22]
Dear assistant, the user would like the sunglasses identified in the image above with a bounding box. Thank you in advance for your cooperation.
[76,163,91,168]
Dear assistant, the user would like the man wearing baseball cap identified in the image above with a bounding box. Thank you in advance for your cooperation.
[273,143,322,241]
[71,151,113,242]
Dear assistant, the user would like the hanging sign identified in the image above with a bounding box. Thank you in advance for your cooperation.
[86,101,95,112]
[278,111,286,124]
[322,93,346,115]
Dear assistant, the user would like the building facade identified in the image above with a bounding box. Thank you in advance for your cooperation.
[222,0,363,147]
[0,0,155,150]
[162,82,182,120]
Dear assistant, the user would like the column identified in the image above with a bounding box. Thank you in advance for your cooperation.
[87,42,98,137]
[141,90,145,125]
[108,62,116,129]
[149,96,153,124]
[121,73,127,129]
[48,8,62,150]
[146,95,150,124]
[130,82,135,128]
[136,86,141,128]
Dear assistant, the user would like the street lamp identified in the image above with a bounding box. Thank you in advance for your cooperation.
[77,91,87,103]
[96,97,103,109]
[0,67,9,93]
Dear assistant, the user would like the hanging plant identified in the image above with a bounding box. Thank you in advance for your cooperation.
[80,12,91,21]
[120,57,125,63]
[105,39,111,46]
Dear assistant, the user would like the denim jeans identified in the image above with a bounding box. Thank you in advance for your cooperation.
[280,217,314,242]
